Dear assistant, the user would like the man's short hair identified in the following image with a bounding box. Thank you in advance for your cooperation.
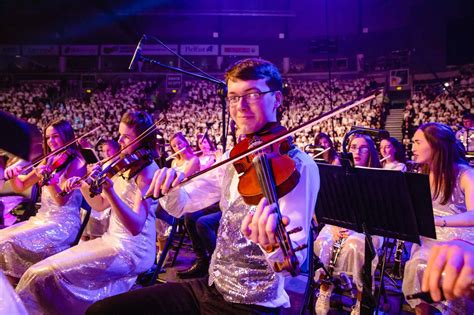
[224,58,283,92]
[462,112,474,121]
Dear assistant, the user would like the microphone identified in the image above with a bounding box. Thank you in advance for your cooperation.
[350,126,390,139]
[128,35,147,70]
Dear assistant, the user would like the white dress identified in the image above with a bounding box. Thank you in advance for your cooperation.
[0,271,28,315]
[382,161,407,172]
[16,175,157,315]
[0,180,82,278]
[402,167,474,314]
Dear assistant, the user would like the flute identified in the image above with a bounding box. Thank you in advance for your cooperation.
[379,155,390,163]
[165,147,186,161]
[313,147,331,159]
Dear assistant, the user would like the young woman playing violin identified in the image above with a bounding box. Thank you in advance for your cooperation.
[87,58,319,315]
[0,119,86,286]
[15,111,159,314]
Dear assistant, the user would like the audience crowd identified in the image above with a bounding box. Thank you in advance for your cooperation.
[1,70,472,157]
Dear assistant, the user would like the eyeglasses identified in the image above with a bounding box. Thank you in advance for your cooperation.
[349,145,369,154]
[225,90,277,105]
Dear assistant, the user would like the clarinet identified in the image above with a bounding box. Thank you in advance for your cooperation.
[320,234,347,286]
[390,240,404,279]
[328,236,347,277]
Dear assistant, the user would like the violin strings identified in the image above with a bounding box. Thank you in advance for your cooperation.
[255,152,289,256]
[261,154,292,255]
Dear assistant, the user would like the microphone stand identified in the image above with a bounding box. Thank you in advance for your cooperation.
[130,36,229,151]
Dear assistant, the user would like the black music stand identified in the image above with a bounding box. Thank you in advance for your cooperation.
[314,163,436,314]
[0,111,43,161]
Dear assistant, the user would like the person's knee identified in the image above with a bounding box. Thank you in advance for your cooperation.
[22,261,52,283]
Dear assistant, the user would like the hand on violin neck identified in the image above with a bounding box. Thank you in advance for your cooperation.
[240,197,290,251]
[34,165,51,180]
[100,176,115,195]
[145,167,185,199]
[62,176,84,194]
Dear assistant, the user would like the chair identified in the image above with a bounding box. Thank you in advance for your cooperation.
[141,216,188,286]
[71,197,92,246]
[300,219,317,315]
[0,180,39,226]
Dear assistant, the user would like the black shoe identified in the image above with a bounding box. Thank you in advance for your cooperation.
[177,260,209,279]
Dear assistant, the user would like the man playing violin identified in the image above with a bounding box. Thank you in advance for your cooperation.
[87,58,319,315]
[14,111,159,315]
[0,119,86,286]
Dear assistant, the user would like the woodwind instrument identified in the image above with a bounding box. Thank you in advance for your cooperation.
[165,147,186,161]
[390,240,405,279]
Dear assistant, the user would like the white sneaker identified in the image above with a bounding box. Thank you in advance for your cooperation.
[315,289,332,315]
[350,299,361,315]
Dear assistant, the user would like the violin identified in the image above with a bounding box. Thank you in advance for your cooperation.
[230,123,305,276]
[86,147,154,197]
[38,149,76,187]
[230,124,300,205]
[59,118,163,197]
[4,126,101,182]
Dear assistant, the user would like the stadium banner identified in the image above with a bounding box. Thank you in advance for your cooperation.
[101,45,135,56]
[166,74,182,91]
[22,45,59,55]
[0,45,20,55]
[142,44,178,55]
[62,45,99,56]
[180,44,218,56]
[221,45,259,56]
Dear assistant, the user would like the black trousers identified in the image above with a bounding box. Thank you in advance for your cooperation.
[86,278,281,315]
[184,203,221,260]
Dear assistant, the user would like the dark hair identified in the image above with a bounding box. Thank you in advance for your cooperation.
[382,137,406,164]
[102,139,120,152]
[462,112,474,121]
[418,122,468,204]
[44,119,80,154]
[314,132,339,164]
[196,133,216,152]
[225,58,283,92]
[349,134,381,168]
[120,110,157,156]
